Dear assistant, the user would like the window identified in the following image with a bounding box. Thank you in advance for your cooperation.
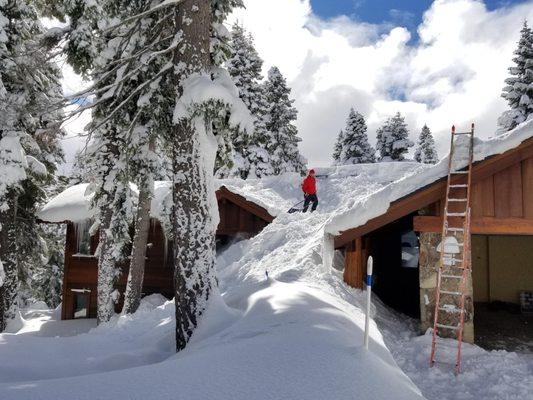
[72,290,90,318]
[401,230,419,268]
[75,221,93,255]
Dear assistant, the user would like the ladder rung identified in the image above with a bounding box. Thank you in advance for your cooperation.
[447,212,466,217]
[443,259,464,264]
[451,170,469,174]
[442,274,463,279]
[447,228,464,232]
[440,290,462,296]
[450,183,468,189]
[448,198,467,202]
[438,307,463,313]
[436,323,460,330]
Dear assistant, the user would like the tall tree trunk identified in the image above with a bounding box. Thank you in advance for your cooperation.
[96,208,116,324]
[172,0,215,352]
[0,193,18,331]
[122,176,153,314]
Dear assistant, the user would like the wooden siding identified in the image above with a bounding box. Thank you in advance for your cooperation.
[217,198,269,235]
[61,192,274,320]
[343,237,369,289]
[415,155,533,234]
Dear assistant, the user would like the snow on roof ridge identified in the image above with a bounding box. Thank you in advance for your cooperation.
[324,118,533,236]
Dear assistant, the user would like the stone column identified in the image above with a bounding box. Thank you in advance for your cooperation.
[419,232,474,343]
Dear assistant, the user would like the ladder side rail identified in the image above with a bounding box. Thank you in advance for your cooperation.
[430,125,457,367]
[454,123,475,374]
[455,209,470,374]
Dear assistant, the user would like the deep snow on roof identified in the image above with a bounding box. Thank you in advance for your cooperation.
[37,179,287,224]
[324,119,533,236]
[39,118,533,228]
[38,162,425,224]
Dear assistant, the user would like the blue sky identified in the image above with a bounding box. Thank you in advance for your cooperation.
[311,0,529,33]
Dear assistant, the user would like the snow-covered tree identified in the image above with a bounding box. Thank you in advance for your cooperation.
[376,112,413,161]
[0,0,64,331]
[223,24,271,178]
[54,0,248,342]
[498,21,533,133]
[264,66,306,175]
[52,0,181,322]
[122,134,157,315]
[332,130,344,164]
[336,109,375,164]
[31,176,70,308]
[414,125,438,164]
[170,0,250,352]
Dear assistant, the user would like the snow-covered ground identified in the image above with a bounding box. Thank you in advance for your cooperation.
[3,138,533,398]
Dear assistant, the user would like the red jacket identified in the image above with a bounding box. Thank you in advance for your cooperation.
[302,175,317,195]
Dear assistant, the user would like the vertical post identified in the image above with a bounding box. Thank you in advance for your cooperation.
[364,256,373,350]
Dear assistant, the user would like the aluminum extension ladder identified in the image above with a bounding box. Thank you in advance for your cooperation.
[429,123,474,375]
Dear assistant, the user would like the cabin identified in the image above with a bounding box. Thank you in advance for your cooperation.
[331,129,533,348]
[38,183,275,320]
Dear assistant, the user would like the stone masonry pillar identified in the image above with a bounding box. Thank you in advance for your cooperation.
[419,232,474,344]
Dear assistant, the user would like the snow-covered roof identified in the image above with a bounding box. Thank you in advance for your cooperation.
[38,183,94,223]
[37,180,282,223]
[324,119,533,237]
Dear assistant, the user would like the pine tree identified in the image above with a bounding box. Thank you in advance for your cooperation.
[54,0,247,339]
[53,0,177,322]
[414,125,438,164]
[170,0,248,351]
[223,24,271,178]
[498,21,533,133]
[332,130,344,164]
[31,176,69,308]
[0,0,64,330]
[338,109,375,164]
[264,66,306,175]
[376,112,414,161]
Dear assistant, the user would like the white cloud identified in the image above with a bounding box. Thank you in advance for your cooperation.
[58,0,533,169]
[230,0,533,166]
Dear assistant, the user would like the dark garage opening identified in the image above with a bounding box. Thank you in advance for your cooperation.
[369,214,421,319]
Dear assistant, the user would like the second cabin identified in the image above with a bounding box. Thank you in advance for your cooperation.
[332,132,533,349]
[38,182,275,320]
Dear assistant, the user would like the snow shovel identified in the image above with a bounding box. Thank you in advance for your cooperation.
[287,200,305,214]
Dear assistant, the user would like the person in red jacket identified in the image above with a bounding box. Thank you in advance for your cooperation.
[301,169,318,213]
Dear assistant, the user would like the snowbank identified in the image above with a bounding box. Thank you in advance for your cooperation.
[0,280,423,400]
[325,119,533,236]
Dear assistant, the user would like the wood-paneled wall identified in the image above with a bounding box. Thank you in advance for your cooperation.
[415,154,533,235]
[470,158,533,219]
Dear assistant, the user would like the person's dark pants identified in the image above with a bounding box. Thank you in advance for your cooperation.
[303,194,318,212]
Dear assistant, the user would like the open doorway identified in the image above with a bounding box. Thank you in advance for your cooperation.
[472,235,533,352]
[369,214,421,319]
